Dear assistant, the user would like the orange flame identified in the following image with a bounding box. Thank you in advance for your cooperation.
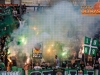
[82,44,84,54]
[8,58,12,63]
[25,57,30,64]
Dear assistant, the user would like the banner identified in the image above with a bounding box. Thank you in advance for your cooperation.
[0,71,21,75]
[84,70,94,75]
[42,70,53,75]
[32,42,43,59]
[53,68,64,75]
[29,69,79,75]
[84,36,98,56]
[29,70,53,75]
[0,69,95,75]
[29,70,41,75]
[30,71,41,75]
[69,70,77,75]
[65,69,77,75]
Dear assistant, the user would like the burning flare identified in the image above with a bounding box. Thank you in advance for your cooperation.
[8,58,12,63]
[25,57,30,64]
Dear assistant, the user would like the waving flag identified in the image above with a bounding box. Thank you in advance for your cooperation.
[84,36,98,56]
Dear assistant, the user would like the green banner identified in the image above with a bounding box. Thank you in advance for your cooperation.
[28,69,95,75]
[29,69,53,75]
[65,69,77,75]
[84,70,94,75]
[0,69,95,75]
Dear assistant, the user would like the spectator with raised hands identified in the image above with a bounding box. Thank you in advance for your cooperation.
[17,17,25,28]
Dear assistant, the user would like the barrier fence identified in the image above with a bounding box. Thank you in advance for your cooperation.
[28,68,95,75]
[0,67,24,75]
[0,71,21,75]
[0,69,96,75]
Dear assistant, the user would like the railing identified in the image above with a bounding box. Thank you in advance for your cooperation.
[0,71,22,75]
[28,68,95,75]
[26,6,49,12]
[0,69,96,75]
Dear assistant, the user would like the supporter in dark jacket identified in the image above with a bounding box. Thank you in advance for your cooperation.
[80,61,85,70]
[41,62,46,70]
[94,53,99,69]
[46,62,52,69]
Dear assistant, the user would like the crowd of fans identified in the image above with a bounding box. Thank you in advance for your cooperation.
[33,62,52,70]
[0,35,11,71]
[0,4,26,23]
[0,34,99,73]
[0,4,27,71]
[22,54,100,70]
[0,4,26,14]
[25,59,98,71]
[0,4,100,75]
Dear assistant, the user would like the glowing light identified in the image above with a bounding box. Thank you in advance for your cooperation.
[51,44,54,47]
[62,52,66,56]
[47,49,51,53]
[18,36,27,45]
[25,57,30,64]
[33,26,37,30]
[7,49,11,55]
[44,46,46,48]
[82,44,84,54]
[82,48,84,54]
[8,58,12,62]
[21,37,27,44]
[9,51,16,57]
[36,32,39,35]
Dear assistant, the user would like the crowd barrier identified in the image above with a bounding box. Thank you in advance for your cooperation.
[0,69,96,75]
[0,71,21,75]
[28,68,95,75]
[0,67,24,75]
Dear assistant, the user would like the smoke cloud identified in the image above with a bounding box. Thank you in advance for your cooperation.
[8,1,100,67]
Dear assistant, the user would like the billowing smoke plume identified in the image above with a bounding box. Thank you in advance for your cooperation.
[9,1,100,67]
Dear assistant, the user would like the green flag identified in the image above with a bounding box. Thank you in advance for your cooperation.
[84,36,91,45]
[91,39,98,46]
[84,46,90,54]
[91,48,97,56]
[84,36,98,56]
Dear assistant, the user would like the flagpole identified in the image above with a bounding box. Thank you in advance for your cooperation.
[83,45,86,66]
[93,56,95,68]
[84,54,86,66]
